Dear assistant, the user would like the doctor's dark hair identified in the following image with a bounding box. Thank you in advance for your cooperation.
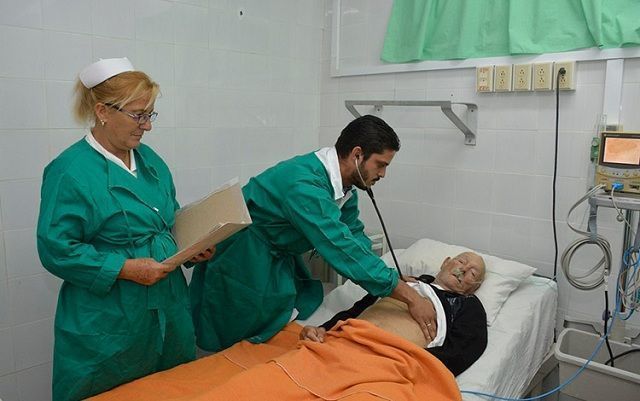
[335,115,400,160]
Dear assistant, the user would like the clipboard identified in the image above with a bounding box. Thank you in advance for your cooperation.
[163,179,252,267]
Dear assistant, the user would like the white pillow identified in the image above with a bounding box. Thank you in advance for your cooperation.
[391,238,536,326]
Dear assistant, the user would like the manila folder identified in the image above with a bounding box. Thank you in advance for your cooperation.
[163,180,252,267]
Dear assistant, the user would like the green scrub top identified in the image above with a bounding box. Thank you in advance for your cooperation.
[190,151,398,352]
[37,139,195,401]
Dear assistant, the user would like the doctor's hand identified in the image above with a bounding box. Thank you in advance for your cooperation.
[390,280,437,342]
[408,296,437,342]
[119,258,176,286]
[300,326,326,343]
[189,245,217,264]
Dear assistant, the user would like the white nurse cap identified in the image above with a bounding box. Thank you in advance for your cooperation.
[79,57,135,89]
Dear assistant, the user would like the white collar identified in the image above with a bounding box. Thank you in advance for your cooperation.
[85,132,137,177]
[314,147,347,201]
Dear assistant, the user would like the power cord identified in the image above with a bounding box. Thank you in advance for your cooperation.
[603,288,615,367]
[552,67,567,282]
[604,348,640,366]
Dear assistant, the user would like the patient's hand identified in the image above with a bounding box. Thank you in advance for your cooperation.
[300,326,326,343]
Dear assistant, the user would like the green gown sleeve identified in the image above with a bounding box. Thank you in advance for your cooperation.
[282,180,398,297]
[37,172,126,296]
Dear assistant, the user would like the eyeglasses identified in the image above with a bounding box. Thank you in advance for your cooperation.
[104,103,158,125]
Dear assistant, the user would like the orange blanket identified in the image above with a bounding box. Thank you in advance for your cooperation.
[89,320,460,401]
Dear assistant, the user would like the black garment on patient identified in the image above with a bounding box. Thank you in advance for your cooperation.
[320,275,487,376]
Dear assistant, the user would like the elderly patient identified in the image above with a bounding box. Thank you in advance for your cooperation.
[301,251,487,376]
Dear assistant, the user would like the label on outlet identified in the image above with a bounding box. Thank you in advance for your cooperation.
[476,66,494,92]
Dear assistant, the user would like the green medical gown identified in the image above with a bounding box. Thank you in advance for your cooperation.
[190,151,398,352]
[37,139,195,401]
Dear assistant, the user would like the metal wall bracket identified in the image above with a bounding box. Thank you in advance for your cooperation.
[345,100,478,146]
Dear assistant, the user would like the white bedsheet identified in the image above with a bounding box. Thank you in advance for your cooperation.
[299,259,557,400]
[458,274,557,400]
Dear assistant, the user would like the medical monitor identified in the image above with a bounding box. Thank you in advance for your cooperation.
[595,131,640,194]
[599,132,640,168]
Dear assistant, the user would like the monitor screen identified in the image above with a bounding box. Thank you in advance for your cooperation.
[601,136,640,167]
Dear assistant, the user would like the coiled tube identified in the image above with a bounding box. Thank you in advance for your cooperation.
[561,185,611,290]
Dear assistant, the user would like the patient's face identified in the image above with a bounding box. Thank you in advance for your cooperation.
[435,252,485,295]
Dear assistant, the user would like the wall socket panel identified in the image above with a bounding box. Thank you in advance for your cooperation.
[476,65,494,92]
[476,61,577,93]
[554,60,577,90]
[533,62,554,91]
[494,65,512,92]
[513,63,532,91]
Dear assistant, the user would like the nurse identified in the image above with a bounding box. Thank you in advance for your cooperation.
[37,58,213,401]
[191,115,438,352]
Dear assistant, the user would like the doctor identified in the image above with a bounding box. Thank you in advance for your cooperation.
[37,58,213,400]
[191,115,437,352]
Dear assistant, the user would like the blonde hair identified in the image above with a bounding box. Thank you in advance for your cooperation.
[73,71,160,125]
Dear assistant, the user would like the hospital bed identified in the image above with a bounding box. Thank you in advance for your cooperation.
[300,238,558,400]
[91,238,557,401]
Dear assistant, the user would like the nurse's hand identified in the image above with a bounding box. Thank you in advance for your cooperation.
[119,258,176,286]
[189,245,216,263]
[300,326,326,343]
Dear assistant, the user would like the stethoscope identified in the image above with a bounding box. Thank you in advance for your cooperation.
[355,155,405,281]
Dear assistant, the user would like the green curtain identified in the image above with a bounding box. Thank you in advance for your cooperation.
[381,0,640,62]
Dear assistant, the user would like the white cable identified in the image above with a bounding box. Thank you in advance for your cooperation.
[565,185,604,237]
[610,187,637,238]
[562,185,612,290]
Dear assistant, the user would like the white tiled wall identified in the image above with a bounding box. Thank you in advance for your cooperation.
[1,0,639,399]
[0,0,324,399]
[321,1,640,340]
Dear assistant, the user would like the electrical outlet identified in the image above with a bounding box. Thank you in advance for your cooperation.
[554,60,576,90]
[494,65,512,92]
[513,63,532,91]
[476,66,494,92]
[533,62,553,91]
